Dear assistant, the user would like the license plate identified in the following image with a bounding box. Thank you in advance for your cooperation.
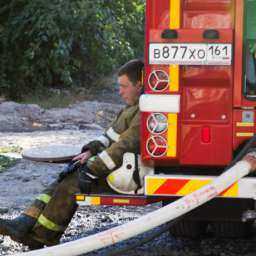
[149,43,232,66]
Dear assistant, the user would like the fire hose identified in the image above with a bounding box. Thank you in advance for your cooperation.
[13,148,256,256]
[109,135,256,256]
[108,218,181,256]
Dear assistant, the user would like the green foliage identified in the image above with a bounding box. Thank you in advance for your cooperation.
[0,146,23,154]
[0,155,17,172]
[0,0,145,99]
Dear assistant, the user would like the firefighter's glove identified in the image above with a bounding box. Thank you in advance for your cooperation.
[78,164,98,194]
[58,160,81,182]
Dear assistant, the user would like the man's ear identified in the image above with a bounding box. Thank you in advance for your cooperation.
[135,80,143,89]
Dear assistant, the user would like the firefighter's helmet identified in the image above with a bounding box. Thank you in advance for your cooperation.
[106,153,154,194]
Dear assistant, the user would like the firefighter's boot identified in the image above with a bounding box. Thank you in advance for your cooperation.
[20,236,44,250]
[0,214,36,242]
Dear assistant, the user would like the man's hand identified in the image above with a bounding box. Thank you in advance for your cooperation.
[73,151,92,164]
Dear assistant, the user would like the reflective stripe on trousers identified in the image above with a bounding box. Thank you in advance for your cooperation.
[36,193,51,204]
[37,214,66,232]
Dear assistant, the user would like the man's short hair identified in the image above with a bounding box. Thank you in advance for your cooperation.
[117,59,144,85]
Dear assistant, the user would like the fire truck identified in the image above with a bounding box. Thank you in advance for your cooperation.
[76,0,256,238]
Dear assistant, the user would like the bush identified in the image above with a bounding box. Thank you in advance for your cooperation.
[0,0,145,99]
[0,155,17,172]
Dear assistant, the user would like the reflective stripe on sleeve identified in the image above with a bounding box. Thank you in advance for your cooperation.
[36,194,51,204]
[97,135,110,147]
[98,151,116,170]
[86,172,98,179]
[37,214,65,232]
[106,127,120,142]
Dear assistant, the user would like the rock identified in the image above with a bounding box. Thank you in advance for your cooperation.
[22,177,31,182]
[0,245,10,252]
[0,100,122,132]
[0,102,42,132]
[47,123,65,129]
[0,101,42,119]
[0,207,9,214]
[100,214,113,223]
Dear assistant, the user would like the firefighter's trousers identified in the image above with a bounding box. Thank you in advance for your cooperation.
[23,171,111,245]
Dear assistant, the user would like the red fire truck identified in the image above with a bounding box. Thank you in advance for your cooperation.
[77,0,256,238]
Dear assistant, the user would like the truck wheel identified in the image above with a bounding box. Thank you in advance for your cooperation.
[169,219,208,238]
[211,221,253,238]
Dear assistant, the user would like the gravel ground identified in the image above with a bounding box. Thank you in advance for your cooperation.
[1,102,256,256]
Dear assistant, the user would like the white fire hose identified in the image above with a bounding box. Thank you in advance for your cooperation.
[13,154,256,256]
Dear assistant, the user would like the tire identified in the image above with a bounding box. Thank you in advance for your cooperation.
[169,219,208,238]
[211,221,253,238]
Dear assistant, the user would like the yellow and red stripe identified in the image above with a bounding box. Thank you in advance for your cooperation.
[145,177,238,198]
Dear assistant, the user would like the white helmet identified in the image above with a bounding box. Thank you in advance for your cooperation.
[106,152,154,194]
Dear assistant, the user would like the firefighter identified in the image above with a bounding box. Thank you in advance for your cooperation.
[0,59,144,249]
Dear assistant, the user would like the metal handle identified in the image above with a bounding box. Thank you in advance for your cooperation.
[161,29,178,39]
[203,29,219,39]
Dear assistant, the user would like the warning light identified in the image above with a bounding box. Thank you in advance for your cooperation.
[201,126,211,143]
[147,113,168,134]
[148,70,169,92]
[146,136,167,157]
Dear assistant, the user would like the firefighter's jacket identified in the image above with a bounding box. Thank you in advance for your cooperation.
[83,103,140,178]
